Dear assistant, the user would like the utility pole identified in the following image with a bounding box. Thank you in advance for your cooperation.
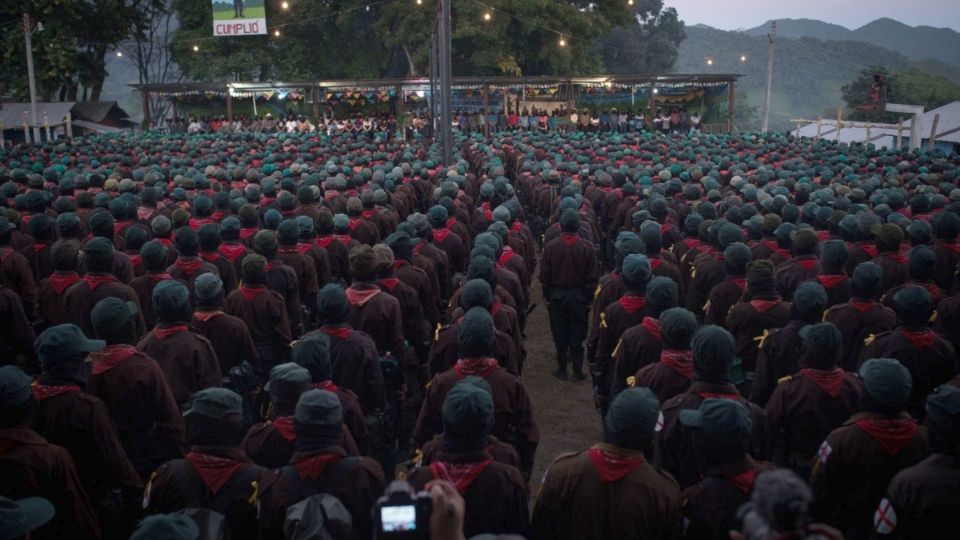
[439,0,453,165]
[762,20,776,133]
[429,26,438,135]
[23,13,41,144]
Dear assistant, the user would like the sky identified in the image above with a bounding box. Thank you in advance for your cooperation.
[664,0,960,31]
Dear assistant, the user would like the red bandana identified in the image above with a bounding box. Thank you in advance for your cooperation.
[379,277,400,291]
[346,286,380,306]
[49,272,81,295]
[650,258,664,271]
[272,416,297,442]
[641,316,661,340]
[729,277,747,291]
[393,259,409,270]
[347,217,363,231]
[334,234,353,246]
[294,453,342,480]
[430,460,493,494]
[498,248,515,267]
[763,239,791,259]
[561,233,579,246]
[797,259,819,271]
[32,242,48,253]
[315,236,335,249]
[361,209,377,220]
[900,330,935,349]
[445,217,457,229]
[509,222,523,234]
[432,228,452,244]
[90,345,137,375]
[938,242,960,254]
[82,273,117,290]
[240,285,267,301]
[454,358,499,379]
[129,254,143,269]
[749,299,781,313]
[193,310,223,323]
[587,447,645,483]
[850,300,877,313]
[185,452,246,495]
[148,272,173,282]
[321,326,353,340]
[199,252,219,263]
[174,257,203,276]
[295,243,312,255]
[659,349,694,380]
[240,227,258,240]
[727,468,758,495]
[800,368,845,398]
[219,243,247,262]
[313,380,338,392]
[188,218,212,231]
[153,325,188,340]
[683,238,700,250]
[817,274,846,289]
[618,295,646,314]
[855,418,918,456]
[32,384,81,400]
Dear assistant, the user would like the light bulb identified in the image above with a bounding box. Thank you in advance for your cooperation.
[484,12,491,21]
[281,1,289,9]
[192,45,199,52]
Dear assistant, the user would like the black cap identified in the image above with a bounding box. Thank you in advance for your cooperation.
[692,325,735,382]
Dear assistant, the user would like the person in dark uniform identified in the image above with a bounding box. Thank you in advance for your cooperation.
[809,239,850,308]
[21,214,54,281]
[408,377,529,538]
[726,259,791,375]
[346,197,382,246]
[88,211,136,284]
[871,224,908,293]
[35,240,82,329]
[686,222,742,318]
[428,205,467,274]
[295,215,333,293]
[751,281,829,407]
[144,388,275,540]
[63,237,146,339]
[931,210,960,291]
[810,358,928,540]
[655,325,769,489]
[253,231,303,336]
[373,243,429,364]
[0,281,36,369]
[137,279,221,406]
[764,322,863,473]
[242,362,358,468]
[824,262,897,371]
[775,228,821,301]
[874,384,960,539]
[166,227,218,297]
[345,245,405,363]
[0,365,101,540]
[632,307,699,403]
[30,324,143,536]
[540,208,600,381]
[704,242,751,325]
[89,297,185,479]
[225,254,292,371]
[130,240,171,330]
[532,387,682,540]
[309,284,385,418]
[197,223,238,294]
[290,333,370,455]
[680,398,775,540]
[277,219,319,327]
[413,307,538,478]
[860,286,957,420]
[217,217,249,278]
[881,245,944,309]
[190,272,259,376]
[260,389,385,540]
[593,253,651,402]
[430,279,519,377]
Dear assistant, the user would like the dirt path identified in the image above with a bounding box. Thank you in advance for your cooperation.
[523,264,602,498]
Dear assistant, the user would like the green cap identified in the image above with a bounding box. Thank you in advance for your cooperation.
[0,495,55,540]
[859,358,912,408]
[294,389,342,426]
[35,324,105,366]
[267,362,312,403]
[442,376,494,436]
[129,514,200,540]
[194,272,223,302]
[460,279,493,311]
[317,284,349,322]
[183,388,244,421]
[152,279,190,318]
[0,217,12,236]
[925,384,960,443]
[0,366,34,408]
[82,236,115,264]
[605,387,661,439]
[679,398,753,443]
[91,297,139,337]
[620,254,651,287]
[457,307,495,358]
[291,333,332,381]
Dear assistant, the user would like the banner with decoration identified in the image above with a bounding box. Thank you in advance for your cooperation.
[212,0,267,36]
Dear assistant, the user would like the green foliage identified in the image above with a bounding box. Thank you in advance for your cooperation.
[842,67,960,122]
[596,1,685,75]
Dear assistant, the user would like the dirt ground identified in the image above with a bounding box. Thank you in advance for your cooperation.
[522,264,602,499]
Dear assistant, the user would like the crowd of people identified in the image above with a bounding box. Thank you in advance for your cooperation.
[0,125,959,540]
[161,105,701,140]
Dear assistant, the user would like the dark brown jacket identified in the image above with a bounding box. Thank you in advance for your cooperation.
[876,453,960,539]
[191,310,260,374]
[136,324,222,406]
[63,273,147,338]
[725,297,792,372]
[823,300,897,371]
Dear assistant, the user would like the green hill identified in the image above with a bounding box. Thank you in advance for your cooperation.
[675,26,960,131]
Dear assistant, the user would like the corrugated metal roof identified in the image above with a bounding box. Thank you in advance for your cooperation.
[0,102,75,128]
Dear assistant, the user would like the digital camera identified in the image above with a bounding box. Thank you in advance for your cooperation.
[374,480,432,539]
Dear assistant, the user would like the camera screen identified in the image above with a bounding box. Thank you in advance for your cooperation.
[381,504,417,532]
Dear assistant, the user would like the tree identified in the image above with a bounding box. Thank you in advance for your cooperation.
[121,0,183,124]
[843,66,960,122]
[596,0,685,75]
